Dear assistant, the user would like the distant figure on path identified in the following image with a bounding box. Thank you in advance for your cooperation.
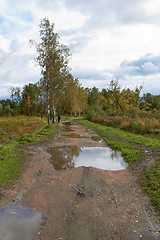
[58,115,61,122]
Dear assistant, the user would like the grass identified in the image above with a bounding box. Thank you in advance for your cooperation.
[91,116,160,138]
[18,123,57,145]
[0,141,24,188]
[0,117,57,189]
[141,160,160,210]
[0,116,46,145]
[103,137,143,164]
[76,119,160,210]
[76,119,160,149]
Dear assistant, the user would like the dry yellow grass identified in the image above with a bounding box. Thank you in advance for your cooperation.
[0,116,46,145]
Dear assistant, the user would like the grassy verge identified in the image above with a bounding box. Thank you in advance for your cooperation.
[141,161,160,210]
[0,119,57,190]
[18,123,57,145]
[76,119,160,210]
[76,119,160,149]
[103,137,143,164]
[0,141,24,188]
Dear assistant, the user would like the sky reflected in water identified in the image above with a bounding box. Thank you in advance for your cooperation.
[48,146,127,171]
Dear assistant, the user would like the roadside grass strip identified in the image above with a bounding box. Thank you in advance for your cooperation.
[18,123,57,145]
[76,119,160,149]
[141,160,160,210]
[0,141,23,188]
[103,137,143,164]
[0,123,57,189]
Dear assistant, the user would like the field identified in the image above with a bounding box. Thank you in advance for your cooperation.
[0,116,57,189]
[0,116,46,145]
[91,116,160,139]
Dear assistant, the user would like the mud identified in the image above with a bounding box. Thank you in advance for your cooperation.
[0,120,160,240]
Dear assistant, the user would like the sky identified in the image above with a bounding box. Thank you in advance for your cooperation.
[0,0,160,98]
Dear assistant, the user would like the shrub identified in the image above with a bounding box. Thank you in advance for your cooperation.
[84,106,106,121]
[90,116,160,136]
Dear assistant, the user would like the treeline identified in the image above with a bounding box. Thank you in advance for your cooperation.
[1,79,160,120]
[0,78,88,118]
[85,80,160,120]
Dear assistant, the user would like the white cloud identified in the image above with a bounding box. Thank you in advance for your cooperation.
[144,0,160,15]
[0,0,160,98]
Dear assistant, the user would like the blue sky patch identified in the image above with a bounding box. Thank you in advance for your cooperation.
[20,10,33,22]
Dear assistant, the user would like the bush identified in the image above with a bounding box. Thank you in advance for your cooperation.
[90,116,160,136]
[84,106,106,121]
[4,105,14,116]
[129,121,141,134]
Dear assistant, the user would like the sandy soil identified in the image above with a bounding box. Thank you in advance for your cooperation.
[0,120,160,240]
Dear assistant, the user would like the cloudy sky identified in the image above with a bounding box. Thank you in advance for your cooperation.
[0,0,160,98]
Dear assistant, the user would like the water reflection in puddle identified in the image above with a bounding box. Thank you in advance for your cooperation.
[48,146,127,171]
[0,199,42,240]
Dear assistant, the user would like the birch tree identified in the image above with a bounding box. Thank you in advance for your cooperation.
[31,18,71,124]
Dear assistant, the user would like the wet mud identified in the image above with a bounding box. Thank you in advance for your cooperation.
[0,120,160,240]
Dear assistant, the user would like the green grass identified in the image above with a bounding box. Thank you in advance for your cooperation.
[0,121,57,189]
[0,141,24,189]
[76,119,160,149]
[18,123,57,145]
[141,160,160,210]
[103,137,143,164]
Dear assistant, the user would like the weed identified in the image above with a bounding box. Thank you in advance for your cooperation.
[104,137,143,164]
[141,160,160,210]
[0,117,57,189]
[0,116,46,145]
[18,123,57,145]
[91,116,160,137]
[76,119,160,149]
[0,141,24,188]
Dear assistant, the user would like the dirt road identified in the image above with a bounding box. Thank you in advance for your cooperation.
[0,120,160,240]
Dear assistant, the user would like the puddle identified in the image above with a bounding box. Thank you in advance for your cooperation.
[48,146,127,171]
[48,146,79,170]
[0,198,42,240]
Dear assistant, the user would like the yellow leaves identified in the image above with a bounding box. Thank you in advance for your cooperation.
[65,79,88,113]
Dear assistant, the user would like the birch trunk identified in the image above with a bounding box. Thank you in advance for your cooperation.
[47,82,50,125]
[52,105,56,123]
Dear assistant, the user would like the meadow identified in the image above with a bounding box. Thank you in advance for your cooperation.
[0,116,57,189]
[91,116,160,139]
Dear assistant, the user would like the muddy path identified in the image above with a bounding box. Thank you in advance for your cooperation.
[0,120,160,240]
